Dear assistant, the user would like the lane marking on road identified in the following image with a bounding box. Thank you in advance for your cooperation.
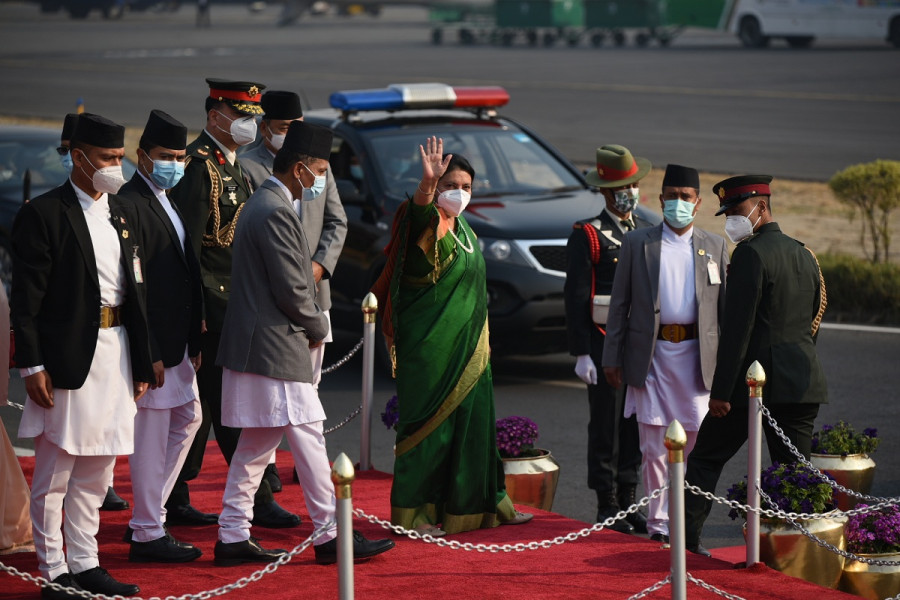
[820,322,900,334]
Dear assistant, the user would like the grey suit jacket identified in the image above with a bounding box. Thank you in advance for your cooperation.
[241,145,348,310]
[601,224,729,390]
[216,180,329,383]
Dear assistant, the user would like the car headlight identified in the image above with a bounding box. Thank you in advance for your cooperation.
[477,237,532,267]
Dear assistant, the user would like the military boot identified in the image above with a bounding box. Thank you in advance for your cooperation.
[596,492,634,534]
[617,485,648,534]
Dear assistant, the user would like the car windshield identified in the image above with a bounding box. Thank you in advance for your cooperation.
[0,137,68,192]
[365,123,584,200]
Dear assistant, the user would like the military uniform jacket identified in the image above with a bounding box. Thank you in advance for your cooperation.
[241,145,348,311]
[169,130,252,332]
[564,209,654,358]
[711,222,827,406]
[117,174,203,366]
[10,180,154,389]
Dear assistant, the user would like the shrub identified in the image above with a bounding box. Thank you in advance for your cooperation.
[811,421,880,456]
[818,253,900,325]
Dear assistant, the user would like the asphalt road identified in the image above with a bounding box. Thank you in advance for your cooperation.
[1,1,899,551]
[0,2,899,180]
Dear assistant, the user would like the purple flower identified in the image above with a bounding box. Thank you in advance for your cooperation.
[846,504,900,554]
[381,395,399,430]
[496,416,539,458]
[726,462,834,521]
[811,421,880,455]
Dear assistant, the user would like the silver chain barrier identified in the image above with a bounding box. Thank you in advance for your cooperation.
[625,574,670,599]
[4,400,24,411]
[352,486,667,552]
[758,401,899,504]
[685,573,747,600]
[320,337,363,376]
[0,522,335,600]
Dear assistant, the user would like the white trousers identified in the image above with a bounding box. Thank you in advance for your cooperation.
[267,342,326,467]
[219,422,336,545]
[638,422,698,537]
[31,435,115,580]
[128,399,202,541]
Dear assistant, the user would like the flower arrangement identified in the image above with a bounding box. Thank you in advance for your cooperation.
[725,461,835,521]
[845,504,900,555]
[811,421,880,456]
[381,395,399,430]
[495,415,540,458]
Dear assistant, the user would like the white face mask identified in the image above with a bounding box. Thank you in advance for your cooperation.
[80,153,125,195]
[215,110,257,146]
[268,132,285,151]
[613,187,640,213]
[436,188,471,217]
[724,201,761,244]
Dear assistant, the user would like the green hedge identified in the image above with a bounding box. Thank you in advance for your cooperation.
[818,253,900,325]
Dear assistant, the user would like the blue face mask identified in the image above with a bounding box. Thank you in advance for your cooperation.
[349,164,364,181]
[60,152,73,174]
[149,159,185,190]
[663,199,697,229]
[299,162,327,201]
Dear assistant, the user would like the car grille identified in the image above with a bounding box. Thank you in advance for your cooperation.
[527,244,567,276]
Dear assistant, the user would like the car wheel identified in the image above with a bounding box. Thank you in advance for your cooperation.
[738,16,769,48]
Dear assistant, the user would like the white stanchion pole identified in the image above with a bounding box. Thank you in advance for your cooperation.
[665,420,687,600]
[359,293,377,471]
[745,360,766,567]
[332,452,355,600]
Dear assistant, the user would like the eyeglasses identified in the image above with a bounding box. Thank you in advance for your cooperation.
[56,146,69,156]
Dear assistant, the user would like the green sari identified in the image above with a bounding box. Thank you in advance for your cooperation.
[384,201,516,534]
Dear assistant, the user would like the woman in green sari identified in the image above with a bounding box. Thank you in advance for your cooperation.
[372,137,532,536]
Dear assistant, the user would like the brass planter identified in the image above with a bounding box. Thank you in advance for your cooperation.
[810,453,876,511]
[747,517,847,588]
[502,449,560,511]
[840,551,900,600]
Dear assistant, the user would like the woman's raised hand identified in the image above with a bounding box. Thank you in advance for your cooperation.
[419,136,452,186]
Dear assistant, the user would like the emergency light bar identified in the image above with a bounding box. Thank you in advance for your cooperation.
[329,83,510,113]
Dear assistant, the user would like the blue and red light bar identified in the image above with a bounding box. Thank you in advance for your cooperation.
[330,83,510,113]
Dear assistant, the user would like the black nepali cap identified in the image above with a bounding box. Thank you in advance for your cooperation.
[71,113,125,149]
[139,109,188,151]
[61,113,79,142]
[662,164,700,189]
[206,78,266,116]
[713,174,773,215]
[280,120,332,160]
[261,90,303,120]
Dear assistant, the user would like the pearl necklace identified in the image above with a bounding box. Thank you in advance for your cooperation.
[447,219,474,254]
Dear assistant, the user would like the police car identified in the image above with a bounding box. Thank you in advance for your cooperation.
[307,83,658,359]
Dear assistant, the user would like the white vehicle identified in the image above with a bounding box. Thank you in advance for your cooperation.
[727,0,900,47]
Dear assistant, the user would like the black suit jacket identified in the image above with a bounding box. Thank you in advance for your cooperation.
[564,209,655,359]
[10,180,154,389]
[117,174,203,366]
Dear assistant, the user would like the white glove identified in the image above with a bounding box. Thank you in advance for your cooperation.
[575,354,598,385]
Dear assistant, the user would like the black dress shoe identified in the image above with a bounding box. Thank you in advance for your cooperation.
[650,533,670,545]
[100,487,129,511]
[597,506,635,534]
[166,503,219,526]
[214,538,287,566]
[72,566,139,597]
[314,530,396,565]
[626,510,649,534]
[687,542,712,557]
[263,463,283,493]
[251,500,301,528]
[41,573,84,600]
[129,535,202,563]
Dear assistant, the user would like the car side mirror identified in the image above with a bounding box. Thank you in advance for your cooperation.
[336,179,364,204]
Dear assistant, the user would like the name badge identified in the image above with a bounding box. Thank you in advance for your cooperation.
[707,259,721,285]
[132,246,144,284]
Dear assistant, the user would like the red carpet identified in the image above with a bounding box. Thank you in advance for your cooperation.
[2,443,859,600]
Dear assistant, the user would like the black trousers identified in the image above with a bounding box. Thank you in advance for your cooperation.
[166,331,274,508]
[586,365,641,496]
[683,400,820,545]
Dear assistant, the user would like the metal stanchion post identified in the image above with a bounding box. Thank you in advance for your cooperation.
[745,360,766,567]
[665,420,687,600]
[332,452,355,600]
[359,293,377,471]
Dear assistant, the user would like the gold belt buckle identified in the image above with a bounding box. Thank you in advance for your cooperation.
[662,324,685,343]
[100,306,116,329]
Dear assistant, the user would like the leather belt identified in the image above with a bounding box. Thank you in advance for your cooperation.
[658,323,697,343]
[100,306,123,329]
